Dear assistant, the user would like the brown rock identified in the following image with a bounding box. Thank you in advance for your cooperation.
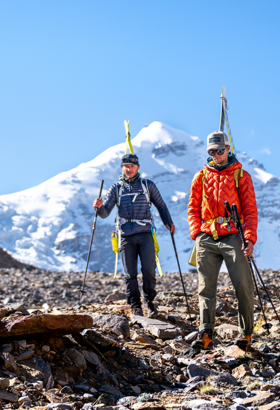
[1,352,18,372]
[224,345,247,358]
[176,374,188,382]
[131,330,158,346]
[232,363,251,379]
[48,337,73,350]
[0,390,18,402]
[241,392,276,407]
[0,313,93,339]
[215,324,239,339]
[0,378,9,389]
[0,303,29,319]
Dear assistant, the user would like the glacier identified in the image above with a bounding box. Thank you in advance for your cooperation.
[0,121,279,271]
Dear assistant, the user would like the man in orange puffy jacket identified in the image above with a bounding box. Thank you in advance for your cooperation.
[188,131,258,349]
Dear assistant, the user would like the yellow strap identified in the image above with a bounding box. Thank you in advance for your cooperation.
[152,230,163,276]
[113,252,118,278]
[234,168,243,189]
[155,255,163,277]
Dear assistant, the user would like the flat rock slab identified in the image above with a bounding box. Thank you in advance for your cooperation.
[99,384,124,399]
[177,357,197,366]
[187,364,237,386]
[182,399,226,409]
[131,315,180,339]
[259,402,280,410]
[0,303,29,319]
[0,313,93,339]
[0,390,18,402]
[224,345,247,358]
[91,314,130,339]
[241,392,277,407]
[214,324,239,339]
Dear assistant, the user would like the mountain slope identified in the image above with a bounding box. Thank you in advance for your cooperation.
[0,121,279,271]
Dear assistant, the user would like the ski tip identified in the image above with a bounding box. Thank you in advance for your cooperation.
[124,120,130,135]
[222,86,226,97]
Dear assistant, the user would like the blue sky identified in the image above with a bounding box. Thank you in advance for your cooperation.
[1,1,279,195]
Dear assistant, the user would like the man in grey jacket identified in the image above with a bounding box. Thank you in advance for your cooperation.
[93,153,175,316]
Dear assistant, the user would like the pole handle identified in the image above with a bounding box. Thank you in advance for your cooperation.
[98,180,104,199]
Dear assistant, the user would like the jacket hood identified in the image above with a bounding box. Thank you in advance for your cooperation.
[206,153,241,172]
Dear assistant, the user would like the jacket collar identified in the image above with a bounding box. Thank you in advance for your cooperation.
[206,152,239,172]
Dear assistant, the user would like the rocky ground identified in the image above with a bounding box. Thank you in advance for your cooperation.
[0,266,280,410]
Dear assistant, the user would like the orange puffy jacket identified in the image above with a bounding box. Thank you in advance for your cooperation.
[188,160,258,244]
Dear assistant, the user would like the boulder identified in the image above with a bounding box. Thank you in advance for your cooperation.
[91,313,130,339]
[0,313,93,339]
[187,364,237,386]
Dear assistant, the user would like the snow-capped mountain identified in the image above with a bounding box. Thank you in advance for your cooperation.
[0,122,279,271]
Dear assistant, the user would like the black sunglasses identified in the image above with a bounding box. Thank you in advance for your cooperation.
[122,158,138,164]
[208,147,226,156]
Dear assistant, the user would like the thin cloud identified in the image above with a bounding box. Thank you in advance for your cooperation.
[259,148,271,155]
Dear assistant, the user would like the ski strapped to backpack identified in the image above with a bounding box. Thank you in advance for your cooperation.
[201,167,244,240]
[124,120,134,155]
[219,87,236,157]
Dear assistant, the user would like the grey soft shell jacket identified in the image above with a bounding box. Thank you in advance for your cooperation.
[97,175,173,236]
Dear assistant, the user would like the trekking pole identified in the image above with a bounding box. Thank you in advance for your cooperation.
[224,201,272,333]
[169,225,192,318]
[79,180,104,303]
[251,257,280,322]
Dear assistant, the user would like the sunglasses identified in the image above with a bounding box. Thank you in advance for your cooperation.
[208,147,226,156]
[122,158,138,164]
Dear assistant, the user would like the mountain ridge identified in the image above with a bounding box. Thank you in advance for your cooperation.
[0,121,279,271]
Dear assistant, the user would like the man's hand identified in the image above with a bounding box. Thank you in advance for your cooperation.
[93,198,103,209]
[166,223,175,235]
[242,240,254,257]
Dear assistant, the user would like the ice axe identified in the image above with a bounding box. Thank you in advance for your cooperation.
[79,180,104,304]
[169,224,194,321]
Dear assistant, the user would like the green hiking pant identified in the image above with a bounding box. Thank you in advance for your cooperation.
[196,232,254,335]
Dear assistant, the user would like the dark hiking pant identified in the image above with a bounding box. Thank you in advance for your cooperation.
[196,232,254,335]
[121,232,156,308]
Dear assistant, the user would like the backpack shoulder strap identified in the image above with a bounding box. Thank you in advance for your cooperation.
[115,182,123,209]
[201,169,206,206]
[234,168,243,191]
[141,178,151,206]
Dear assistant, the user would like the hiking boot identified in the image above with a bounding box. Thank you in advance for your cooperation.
[234,334,251,347]
[144,300,158,316]
[131,307,143,316]
[191,330,213,349]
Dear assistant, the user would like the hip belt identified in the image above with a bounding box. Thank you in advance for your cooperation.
[203,216,243,241]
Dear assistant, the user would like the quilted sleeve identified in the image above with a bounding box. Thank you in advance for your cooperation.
[97,183,118,218]
[188,171,203,240]
[239,171,258,244]
[148,180,173,225]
